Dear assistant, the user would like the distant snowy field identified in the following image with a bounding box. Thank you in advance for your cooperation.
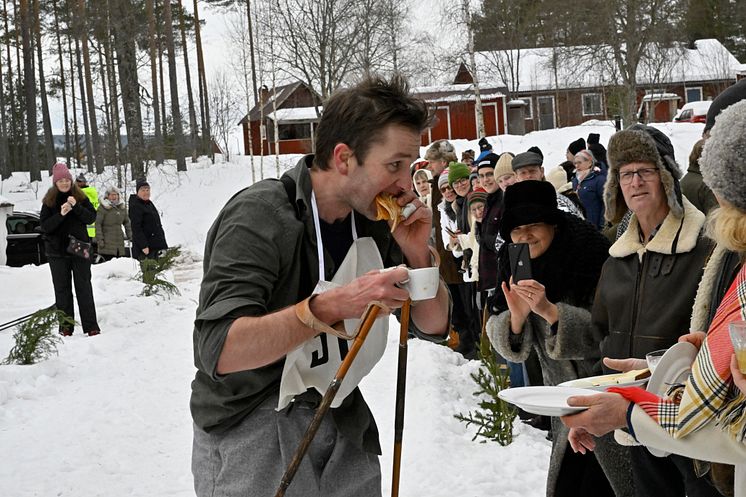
[0,122,704,496]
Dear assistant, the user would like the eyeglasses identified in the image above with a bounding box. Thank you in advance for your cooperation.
[452,178,469,187]
[618,167,659,185]
[440,185,454,193]
[478,171,494,179]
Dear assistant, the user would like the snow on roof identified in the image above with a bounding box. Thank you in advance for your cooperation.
[736,63,746,75]
[641,92,681,102]
[0,194,14,207]
[412,83,506,102]
[268,106,321,123]
[472,39,741,93]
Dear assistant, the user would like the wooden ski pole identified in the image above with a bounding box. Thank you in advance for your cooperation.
[274,303,383,497]
[391,299,411,497]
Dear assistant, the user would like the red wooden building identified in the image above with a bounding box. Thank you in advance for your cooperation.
[455,39,742,132]
[238,81,322,156]
[412,83,507,145]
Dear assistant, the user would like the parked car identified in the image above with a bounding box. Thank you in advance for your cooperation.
[673,101,711,123]
[6,211,47,267]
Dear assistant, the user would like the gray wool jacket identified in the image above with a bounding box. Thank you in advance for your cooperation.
[487,304,634,497]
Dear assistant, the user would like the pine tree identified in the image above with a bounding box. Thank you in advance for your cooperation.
[454,333,516,446]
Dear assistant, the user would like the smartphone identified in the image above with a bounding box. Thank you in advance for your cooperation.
[508,243,532,283]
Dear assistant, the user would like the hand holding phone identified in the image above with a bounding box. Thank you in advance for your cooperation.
[508,243,532,283]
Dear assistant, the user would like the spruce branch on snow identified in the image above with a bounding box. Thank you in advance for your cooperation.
[3,309,71,365]
[454,333,516,446]
[138,246,182,297]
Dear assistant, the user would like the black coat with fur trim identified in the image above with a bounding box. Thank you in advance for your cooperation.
[592,198,714,361]
[486,213,633,497]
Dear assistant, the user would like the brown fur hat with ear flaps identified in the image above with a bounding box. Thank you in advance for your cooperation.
[604,126,683,224]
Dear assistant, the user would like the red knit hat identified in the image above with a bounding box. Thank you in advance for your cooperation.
[52,162,72,184]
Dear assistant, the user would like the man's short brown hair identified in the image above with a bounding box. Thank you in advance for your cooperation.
[313,75,433,170]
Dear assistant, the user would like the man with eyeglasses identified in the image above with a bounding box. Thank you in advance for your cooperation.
[561,125,717,497]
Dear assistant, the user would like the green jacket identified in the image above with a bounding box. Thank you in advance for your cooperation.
[81,185,99,238]
[191,155,445,453]
[95,198,132,256]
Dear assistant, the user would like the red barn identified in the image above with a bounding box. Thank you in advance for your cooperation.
[238,81,323,156]
[412,84,507,145]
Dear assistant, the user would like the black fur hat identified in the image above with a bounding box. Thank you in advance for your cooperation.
[604,125,683,223]
[567,138,586,156]
[478,137,493,152]
[500,180,559,239]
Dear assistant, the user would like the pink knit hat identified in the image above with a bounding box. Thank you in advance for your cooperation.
[52,162,72,184]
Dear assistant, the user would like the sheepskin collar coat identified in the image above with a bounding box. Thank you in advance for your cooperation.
[593,197,715,361]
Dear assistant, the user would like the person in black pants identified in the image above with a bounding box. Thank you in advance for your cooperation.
[40,163,101,336]
[128,178,168,260]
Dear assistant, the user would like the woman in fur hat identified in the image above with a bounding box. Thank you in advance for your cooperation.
[96,186,132,260]
[562,100,746,497]
[486,180,623,497]
[560,125,720,497]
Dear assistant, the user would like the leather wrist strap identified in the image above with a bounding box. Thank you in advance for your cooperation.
[295,295,356,339]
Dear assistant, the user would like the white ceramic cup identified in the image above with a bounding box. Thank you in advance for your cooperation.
[402,267,440,301]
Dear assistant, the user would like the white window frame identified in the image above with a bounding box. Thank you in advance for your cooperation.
[520,97,533,119]
[581,93,603,116]
[685,86,703,103]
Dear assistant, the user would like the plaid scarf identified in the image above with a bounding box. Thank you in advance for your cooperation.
[609,264,746,441]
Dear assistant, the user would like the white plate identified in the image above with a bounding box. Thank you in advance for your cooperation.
[498,386,594,417]
[644,341,698,457]
[646,341,698,397]
[558,373,649,391]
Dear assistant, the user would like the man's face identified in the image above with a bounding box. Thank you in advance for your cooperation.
[618,161,667,217]
[137,186,151,201]
[345,124,421,219]
[76,180,85,189]
[478,167,498,193]
[515,165,544,182]
[427,159,448,176]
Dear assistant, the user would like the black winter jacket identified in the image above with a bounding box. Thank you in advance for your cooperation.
[40,191,97,257]
[477,189,503,291]
[128,194,168,259]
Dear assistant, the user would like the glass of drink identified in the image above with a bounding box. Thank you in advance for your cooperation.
[646,349,667,373]
[729,321,746,374]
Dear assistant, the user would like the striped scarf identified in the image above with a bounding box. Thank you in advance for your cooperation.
[610,264,746,441]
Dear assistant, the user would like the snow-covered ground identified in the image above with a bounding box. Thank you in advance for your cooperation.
[0,122,705,496]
